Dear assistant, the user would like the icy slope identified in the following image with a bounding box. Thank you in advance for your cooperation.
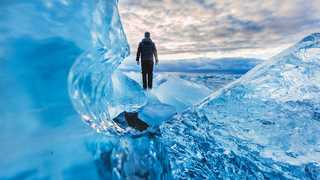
[160,33,320,179]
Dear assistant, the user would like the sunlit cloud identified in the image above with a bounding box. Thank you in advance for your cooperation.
[119,0,320,60]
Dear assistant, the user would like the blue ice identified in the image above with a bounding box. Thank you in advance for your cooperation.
[1,0,320,179]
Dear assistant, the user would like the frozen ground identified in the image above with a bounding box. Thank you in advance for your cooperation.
[1,1,320,179]
[124,71,242,92]
[0,59,247,179]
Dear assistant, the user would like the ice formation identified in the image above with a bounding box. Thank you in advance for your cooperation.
[151,76,211,112]
[0,1,128,178]
[67,0,149,135]
[160,33,320,179]
[1,0,141,136]
[1,0,320,179]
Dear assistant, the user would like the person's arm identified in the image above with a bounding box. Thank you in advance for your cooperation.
[153,43,159,64]
[136,43,141,65]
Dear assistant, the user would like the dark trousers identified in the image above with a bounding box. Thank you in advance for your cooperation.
[141,61,154,89]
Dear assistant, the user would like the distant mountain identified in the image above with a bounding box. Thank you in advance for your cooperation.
[120,57,263,74]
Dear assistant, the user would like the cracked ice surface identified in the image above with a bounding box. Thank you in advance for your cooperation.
[160,33,320,179]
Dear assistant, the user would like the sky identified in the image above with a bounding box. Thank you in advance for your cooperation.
[119,0,320,60]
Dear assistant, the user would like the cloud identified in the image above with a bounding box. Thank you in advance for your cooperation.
[119,0,320,59]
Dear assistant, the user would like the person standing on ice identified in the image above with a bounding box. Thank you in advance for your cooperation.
[136,32,159,90]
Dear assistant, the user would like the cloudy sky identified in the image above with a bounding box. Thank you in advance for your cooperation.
[119,0,320,60]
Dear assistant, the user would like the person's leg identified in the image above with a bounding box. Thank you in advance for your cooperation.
[142,73,147,89]
[148,72,153,89]
[141,61,147,90]
[147,61,154,89]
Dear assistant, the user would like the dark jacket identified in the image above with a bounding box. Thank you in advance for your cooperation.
[136,38,158,62]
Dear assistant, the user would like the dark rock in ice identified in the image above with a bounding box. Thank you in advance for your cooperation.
[125,112,149,131]
[113,112,149,131]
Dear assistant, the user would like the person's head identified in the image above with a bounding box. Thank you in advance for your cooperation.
[144,32,150,38]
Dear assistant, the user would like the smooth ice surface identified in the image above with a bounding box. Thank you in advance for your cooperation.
[121,73,213,128]
[160,33,320,179]
[151,76,211,112]
[137,92,176,128]
[118,71,217,127]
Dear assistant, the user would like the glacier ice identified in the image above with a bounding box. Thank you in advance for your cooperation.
[88,135,172,179]
[107,71,213,129]
[137,93,177,128]
[0,0,138,136]
[0,0,216,177]
[151,75,211,112]
[2,0,320,179]
[119,73,212,128]
[0,0,130,178]
[159,33,320,179]
[67,0,149,135]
